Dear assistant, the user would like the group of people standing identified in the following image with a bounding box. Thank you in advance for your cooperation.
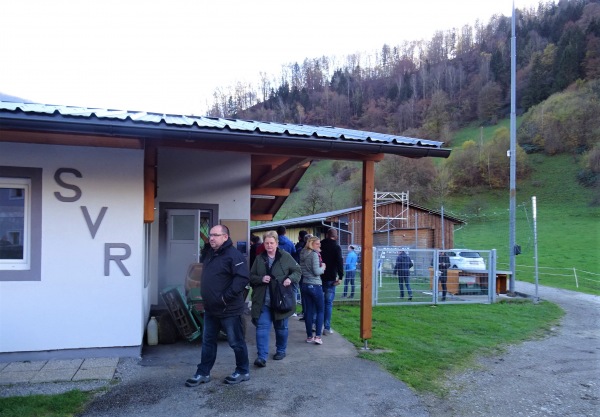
[185,224,345,388]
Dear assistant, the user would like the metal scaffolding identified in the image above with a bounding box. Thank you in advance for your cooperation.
[374,190,409,232]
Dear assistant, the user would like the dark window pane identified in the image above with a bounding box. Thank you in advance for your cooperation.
[0,187,25,260]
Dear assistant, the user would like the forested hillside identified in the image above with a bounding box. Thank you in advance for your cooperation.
[210,1,599,139]
[211,0,599,213]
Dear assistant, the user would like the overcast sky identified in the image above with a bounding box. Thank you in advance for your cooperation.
[0,0,549,115]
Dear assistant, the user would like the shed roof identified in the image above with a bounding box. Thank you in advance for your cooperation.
[250,201,465,232]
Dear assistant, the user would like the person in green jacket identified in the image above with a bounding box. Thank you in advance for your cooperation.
[250,231,301,367]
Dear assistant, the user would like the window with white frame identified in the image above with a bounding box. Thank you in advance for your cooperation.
[0,177,28,266]
[0,167,42,281]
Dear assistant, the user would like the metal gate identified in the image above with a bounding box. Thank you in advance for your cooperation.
[371,247,498,305]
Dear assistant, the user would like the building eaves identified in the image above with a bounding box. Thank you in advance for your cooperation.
[0,101,451,159]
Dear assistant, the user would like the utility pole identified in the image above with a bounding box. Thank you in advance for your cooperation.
[509,0,517,293]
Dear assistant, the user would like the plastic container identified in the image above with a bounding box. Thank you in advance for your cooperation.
[147,316,158,346]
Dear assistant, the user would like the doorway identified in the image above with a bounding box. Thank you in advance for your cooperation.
[158,203,218,292]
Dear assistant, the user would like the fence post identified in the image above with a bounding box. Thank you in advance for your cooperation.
[573,267,579,288]
[433,249,439,303]
[490,249,497,303]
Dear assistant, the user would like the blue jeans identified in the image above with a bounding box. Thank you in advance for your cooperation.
[302,283,324,337]
[343,270,356,298]
[398,274,413,298]
[293,281,301,303]
[196,312,249,376]
[323,281,337,331]
[255,303,288,360]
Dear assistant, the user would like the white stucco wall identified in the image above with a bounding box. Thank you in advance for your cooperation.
[157,147,251,218]
[0,142,145,353]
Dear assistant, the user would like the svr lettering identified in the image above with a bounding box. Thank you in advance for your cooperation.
[54,168,131,276]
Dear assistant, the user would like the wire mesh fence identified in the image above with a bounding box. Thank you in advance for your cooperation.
[334,247,599,306]
[336,247,500,306]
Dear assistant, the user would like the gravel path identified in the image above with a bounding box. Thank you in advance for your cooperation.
[420,281,600,417]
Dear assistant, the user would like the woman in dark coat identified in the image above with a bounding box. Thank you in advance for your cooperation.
[249,231,301,367]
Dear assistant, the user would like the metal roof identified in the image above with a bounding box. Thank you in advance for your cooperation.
[251,207,355,231]
[250,202,465,231]
[0,101,451,158]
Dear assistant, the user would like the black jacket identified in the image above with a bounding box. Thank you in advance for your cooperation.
[439,253,450,271]
[293,240,305,263]
[320,238,344,282]
[200,238,249,318]
[394,252,413,277]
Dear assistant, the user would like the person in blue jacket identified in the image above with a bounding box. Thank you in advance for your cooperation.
[343,245,358,298]
[185,224,250,387]
[276,225,296,257]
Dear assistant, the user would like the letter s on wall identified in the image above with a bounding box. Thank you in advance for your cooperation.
[54,168,82,202]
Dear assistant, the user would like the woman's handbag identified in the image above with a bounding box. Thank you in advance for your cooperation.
[270,278,295,313]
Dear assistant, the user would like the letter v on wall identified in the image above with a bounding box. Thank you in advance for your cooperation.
[81,206,108,239]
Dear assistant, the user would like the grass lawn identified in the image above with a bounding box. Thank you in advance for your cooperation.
[333,300,564,395]
[0,389,92,417]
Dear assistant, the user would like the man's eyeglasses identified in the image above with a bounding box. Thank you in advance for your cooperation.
[209,233,225,237]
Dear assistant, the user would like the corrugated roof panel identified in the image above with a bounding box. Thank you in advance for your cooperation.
[91,109,130,120]
[0,102,19,111]
[128,112,156,122]
[253,121,288,135]
[225,119,261,133]
[160,114,187,125]
[57,106,96,117]
[193,117,228,129]
[20,103,59,114]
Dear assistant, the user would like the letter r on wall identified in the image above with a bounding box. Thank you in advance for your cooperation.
[104,243,131,276]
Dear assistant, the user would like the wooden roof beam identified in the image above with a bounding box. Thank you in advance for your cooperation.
[251,188,290,197]
[251,213,274,221]
[0,129,143,149]
[256,157,311,188]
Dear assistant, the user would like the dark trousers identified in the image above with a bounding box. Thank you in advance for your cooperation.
[343,270,356,298]
[196,312,249,376]
[398,273,412,298]
[440,269,448,298]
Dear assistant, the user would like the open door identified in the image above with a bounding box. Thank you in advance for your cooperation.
[160,207,213,291]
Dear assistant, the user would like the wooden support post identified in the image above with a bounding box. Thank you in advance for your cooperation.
[144,141,157,223]
[360,160,374,340]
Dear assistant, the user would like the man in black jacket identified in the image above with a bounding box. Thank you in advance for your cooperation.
[185,224,250,387]
[438,251,450,301]
[320,228,344,335]
[394,248,413,300]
